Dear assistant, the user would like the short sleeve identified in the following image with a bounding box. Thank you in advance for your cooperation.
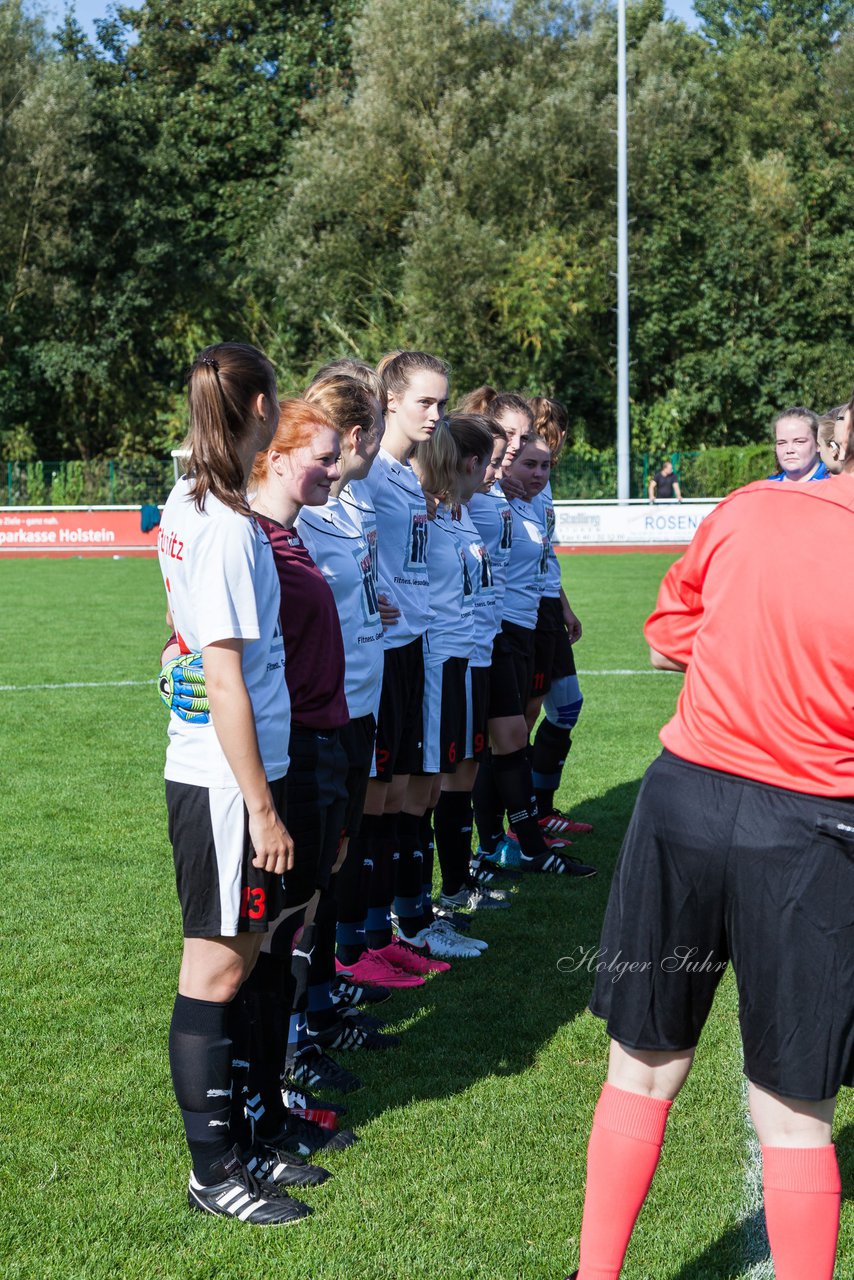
[189,513,262,648]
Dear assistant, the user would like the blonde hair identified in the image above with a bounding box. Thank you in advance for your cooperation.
[305,374,379,438]
[309,359,387,412]
[185,343,277,516]
[414,413,493,502]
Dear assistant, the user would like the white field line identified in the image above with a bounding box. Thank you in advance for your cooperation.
[736,1070,774,1278]
[0,669,681,693]
[0,679,157,692]
[577,669,682,676]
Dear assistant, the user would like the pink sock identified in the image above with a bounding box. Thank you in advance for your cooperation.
[576,1083,672,1280]
[762,1143,840,1280]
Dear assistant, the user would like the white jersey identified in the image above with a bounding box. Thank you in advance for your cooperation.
[296,495,384,719]
[454,505,494,668]
[361,448,432,648]
[424,503,475,665]
[158,477,289,787]
[469,485,513,641]
[502,497,550,630]
[533,480,561,598]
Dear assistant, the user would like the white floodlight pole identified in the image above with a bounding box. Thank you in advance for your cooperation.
[616,0,631,501]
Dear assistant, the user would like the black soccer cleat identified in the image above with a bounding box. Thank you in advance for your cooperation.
[272,1114,359,1157]
[290,1044,363,1094]
[187,1146,312,1225]
[245,1143,330,1188]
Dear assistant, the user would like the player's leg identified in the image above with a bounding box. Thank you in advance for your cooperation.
[571,752,732,1277]
[749,1085,840,1280]
[573,1041,692,1280]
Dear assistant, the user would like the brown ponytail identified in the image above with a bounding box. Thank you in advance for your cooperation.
[377,350,450,401]
[529,395,569,463]
[185,342,277,516]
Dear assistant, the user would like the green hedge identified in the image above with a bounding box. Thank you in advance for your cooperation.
[4,458,174,507]
[3,444,780,507]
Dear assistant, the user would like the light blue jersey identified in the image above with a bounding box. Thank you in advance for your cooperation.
[502,497,550,630]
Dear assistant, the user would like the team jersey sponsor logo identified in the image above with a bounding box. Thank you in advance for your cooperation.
[366,525,378,581]
[406,505,429,569]
[472,542,493,593]
[498,505,513,553]
[355,544,380,622]
[461,548,473,598]
[538,534,550,578]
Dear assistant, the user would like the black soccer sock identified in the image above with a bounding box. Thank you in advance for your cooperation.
[241,952,290,1142]
[394,810,425,937]
[473,750,505,853]
[492,748,548,857]
[168,992,235,1185]
[269,908,311,1069]
[366,812,397,948]
[418,809,436,928]
[334,828,371,963]
[226,989,253,1153]
[307,886,338,1034]
[532,718,572,814]
[434,790,475,897]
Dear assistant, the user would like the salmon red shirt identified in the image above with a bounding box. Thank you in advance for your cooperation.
[644,475,854,797]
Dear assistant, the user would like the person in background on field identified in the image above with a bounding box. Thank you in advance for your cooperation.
[647,459,682,503]
[156,342,311,1225]
[768,405,829,482]
[564,391,854,1280]
[816,404,848,475]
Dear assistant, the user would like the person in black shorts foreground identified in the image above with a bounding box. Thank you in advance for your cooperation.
[565,399,854,1279]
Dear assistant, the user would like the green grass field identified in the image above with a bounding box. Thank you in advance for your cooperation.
[0,552,850,1279]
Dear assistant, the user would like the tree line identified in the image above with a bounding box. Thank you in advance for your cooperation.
[1,0,852,466]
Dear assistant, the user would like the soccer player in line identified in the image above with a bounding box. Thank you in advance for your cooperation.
[157,343,311,1224]
[526,396,594,847]
[334,350,480,972]
[476,429,589,874]
[565,394,854,1279]
[403,412,510,934]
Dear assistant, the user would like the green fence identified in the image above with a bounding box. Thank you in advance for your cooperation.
[551,445,775,500]
[4,458,175,507]
[3,445,778,507]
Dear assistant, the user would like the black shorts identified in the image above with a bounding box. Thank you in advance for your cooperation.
[590,750,854,1100]
[339,713,376,837]
[373,638,425,782]
[284,726,348,902]
[466,665,489,762]
[531,596,577,698]
[166,775,288,938]
[487,621,535,720]
[421,656,468,774]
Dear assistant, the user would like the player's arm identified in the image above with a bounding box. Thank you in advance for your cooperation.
[649,647,686,672]
[559,585,582,644]
[673,480,683,502]
[648,477,656,502]
[202,638,294,875]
